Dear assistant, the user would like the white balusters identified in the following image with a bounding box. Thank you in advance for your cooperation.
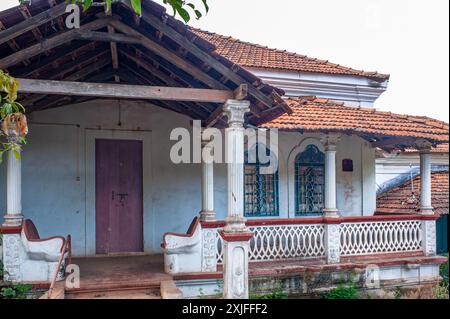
[340,220,422,256]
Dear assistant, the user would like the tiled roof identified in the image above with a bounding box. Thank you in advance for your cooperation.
[377,171,449,215]
[191,28,390,81]
[261,97,449,143]
[404,143,449,154]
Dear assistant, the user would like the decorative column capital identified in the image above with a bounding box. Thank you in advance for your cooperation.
[223,100,251,128]
[320,133,341,151]
[414,139,433,154]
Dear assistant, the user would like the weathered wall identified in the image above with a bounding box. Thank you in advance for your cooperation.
[0,100,376,256]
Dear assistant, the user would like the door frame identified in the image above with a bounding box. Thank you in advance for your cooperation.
[85,129,153,256]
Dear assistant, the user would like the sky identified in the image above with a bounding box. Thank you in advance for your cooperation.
[1,0,449,122]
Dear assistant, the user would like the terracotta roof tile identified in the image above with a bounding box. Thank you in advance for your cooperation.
[191,28,390,81]
[404,143,449,154]
[261,97,449,143]
[377,172,449,215]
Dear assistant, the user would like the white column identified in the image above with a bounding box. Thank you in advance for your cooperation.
[321,134,340,218]
[3,132,23,227]
[415,140,437,256]
[419,150,433,215]
[200,140,215,222]
[2,131,25,283]
[221,99,252,299]
[223,100,250,233]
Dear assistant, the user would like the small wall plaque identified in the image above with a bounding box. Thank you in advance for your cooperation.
[342,159,354,172]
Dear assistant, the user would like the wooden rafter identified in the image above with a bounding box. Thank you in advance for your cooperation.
[0,2,66,46]
[22,57,112,107]
[13,42,102,77]
[0,17,114,69]
[119,0,275,110]
[108,19,230,91]
[47,0,66,31]
[0,21,30,66]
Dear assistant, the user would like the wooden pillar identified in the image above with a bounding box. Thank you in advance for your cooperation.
[220,99,253,299]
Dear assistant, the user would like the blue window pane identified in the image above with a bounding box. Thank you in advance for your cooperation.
[244,144,279,217]
[295,144,325,216]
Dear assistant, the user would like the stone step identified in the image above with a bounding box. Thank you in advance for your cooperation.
[66,285,161,299]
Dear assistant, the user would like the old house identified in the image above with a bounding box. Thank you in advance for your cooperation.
[0,0,448,299]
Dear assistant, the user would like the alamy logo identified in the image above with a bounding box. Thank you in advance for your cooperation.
[170,121,279,174]
[65,4,80,29]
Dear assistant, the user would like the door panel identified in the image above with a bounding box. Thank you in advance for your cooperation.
[96,139,143,254]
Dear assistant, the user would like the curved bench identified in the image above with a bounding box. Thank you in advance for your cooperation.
[162,217,202,274]
[20,219,71,282]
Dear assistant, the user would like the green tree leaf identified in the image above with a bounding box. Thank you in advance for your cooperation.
[131,0,142,16]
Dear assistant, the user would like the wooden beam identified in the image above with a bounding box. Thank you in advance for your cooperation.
[0,2,67,46]
[108,19,230,91]
[205,84,250,127]
[120,49,181,87]
[35,49,108,81]
[107,26,120,82]
[19,6,44,42]
[21,58,111,106]
[234,84,248,100]
[17,78,234,103]
[0,21,31,67]
[119,0,275,110]
[205,104,226,128]
[74,30,142,45]
[13,42,102,77]
[119,62,212,118]
[47,0,66,31]
[0,17,114,69]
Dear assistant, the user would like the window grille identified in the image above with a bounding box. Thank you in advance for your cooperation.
[244,144,279,217]
[295,144,325,216]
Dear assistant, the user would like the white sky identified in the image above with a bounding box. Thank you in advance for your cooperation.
[1,0,449,122]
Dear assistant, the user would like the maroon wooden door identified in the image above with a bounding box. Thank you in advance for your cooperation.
[96,139,143,254]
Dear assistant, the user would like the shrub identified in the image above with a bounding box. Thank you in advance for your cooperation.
[322,282,360,299]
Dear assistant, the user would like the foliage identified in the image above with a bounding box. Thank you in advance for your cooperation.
[433,281,449,300]
[440,254,449,284]
[0,284,33,299]
[322,282,360,299]
[0,70,27,164]
[250,290,289,300]
[250,284,289,299]
[20,0,209,23]
[434,254,449,299]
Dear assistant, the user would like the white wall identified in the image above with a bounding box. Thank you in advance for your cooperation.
[376,153,449,188]
[0,100,376,256]
[247,68,389,107]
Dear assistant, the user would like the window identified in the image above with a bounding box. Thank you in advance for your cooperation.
[244,144,279,217]
[295,144,325,216]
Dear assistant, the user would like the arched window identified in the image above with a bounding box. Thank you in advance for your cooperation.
[295,144,325,216]
[244,144,279,217]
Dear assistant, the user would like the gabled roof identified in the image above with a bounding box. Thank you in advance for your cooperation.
[262,97,449,148]
[191,28,390,82]
[0,0,289,125]
[377,171,449,215]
